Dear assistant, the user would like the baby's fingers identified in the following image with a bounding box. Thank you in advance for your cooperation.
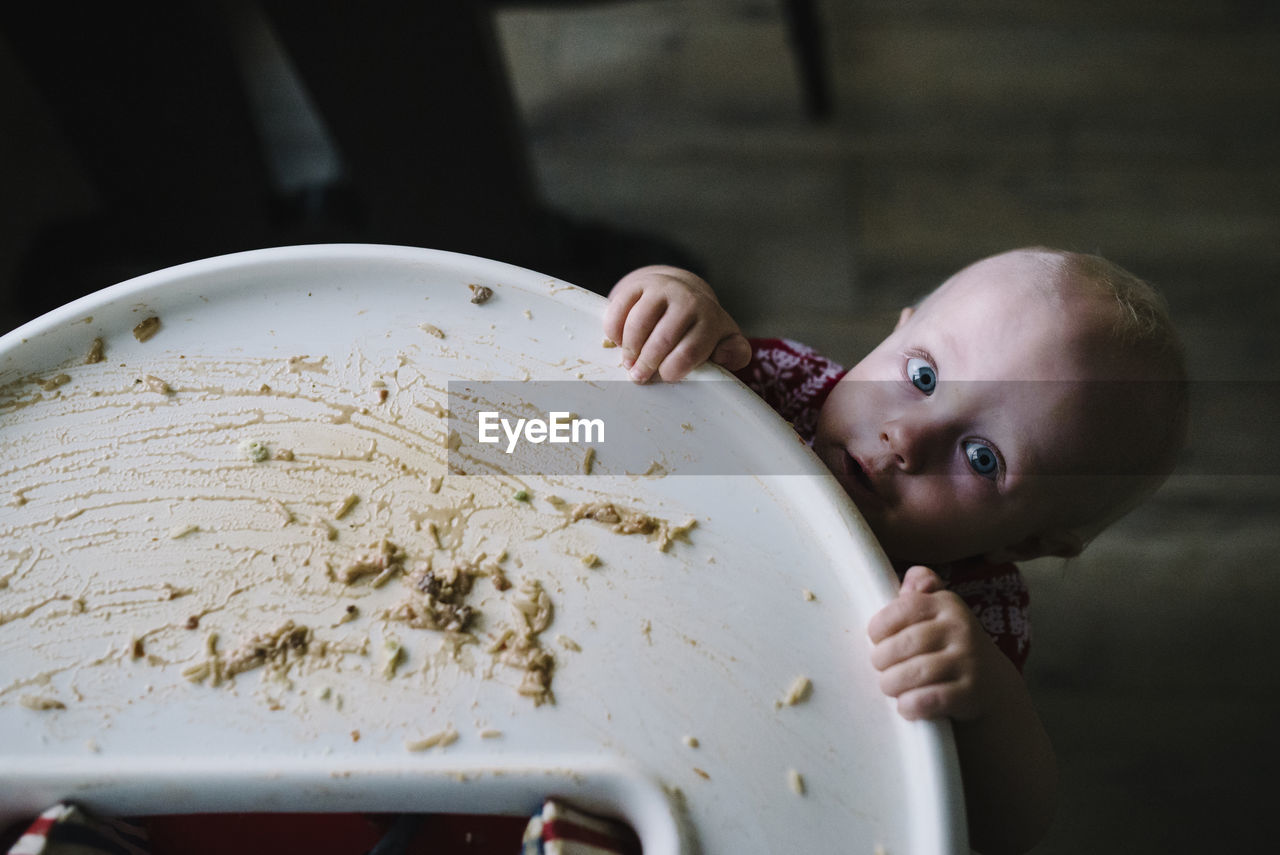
[655,321,726,383]
[893,682,967,722]
[867,591,939,644]
[616,294,670,372]
[899,565,946,595]
[602,274,646,347]
[877,652,963,719]
[869,620,947,672]
[710,333,751,372]
[630,310,696,383]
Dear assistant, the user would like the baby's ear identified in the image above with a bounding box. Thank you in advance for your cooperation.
[894,305,916,330]
[986,531,1085,563]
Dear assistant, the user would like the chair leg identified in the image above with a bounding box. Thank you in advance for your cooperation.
[782,0,832,120]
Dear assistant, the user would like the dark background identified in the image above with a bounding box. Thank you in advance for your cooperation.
[3,1,1278,851]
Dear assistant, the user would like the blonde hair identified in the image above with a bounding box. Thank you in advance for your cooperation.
[1054,249,1185,358]
[1035,247,1190,544]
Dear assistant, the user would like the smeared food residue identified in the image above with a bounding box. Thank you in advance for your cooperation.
[570,502,696,552]
[0,344,698,724]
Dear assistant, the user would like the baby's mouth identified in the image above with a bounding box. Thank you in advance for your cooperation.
[843,451,877,497]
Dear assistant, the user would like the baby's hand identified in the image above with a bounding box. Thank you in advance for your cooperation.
[603,265,751,383]
[867,566,1014,722]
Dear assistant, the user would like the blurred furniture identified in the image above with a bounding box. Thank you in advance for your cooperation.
[5,1,824,320]
[495,0,832,119]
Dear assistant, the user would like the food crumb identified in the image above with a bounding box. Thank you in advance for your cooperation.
[522,309,533,320]
[286,355,328,374]
[332,493,359,520]
[513,489,529,502]
[419,323,446,339]
[787,768,806,796]
[381,639,406,679]
[406,725,459,752]
[333,604,359,627]
[168,523,199,539]
[777,675,813,708]
[85,338,105,364]
[313,516,338,541]
[351,730,361,742]
[341,540,405,586]
[20,695,65,711]
[693,768,710,780]
[270,501,293,527]
[683,735,700,749]
[142,375,172,395]
[132,316,161,342]
[479,728,503,739]
[185,615,200,630]
[467,284,494,304]
[555,634,580,652]
[39,374,72,392]
[581,447,596,475]
[580,553,600,569]
[601,338,617,349]
[490,566,511,591]
[239,440,270,462]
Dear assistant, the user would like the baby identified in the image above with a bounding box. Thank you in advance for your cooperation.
[603,247,1187,855]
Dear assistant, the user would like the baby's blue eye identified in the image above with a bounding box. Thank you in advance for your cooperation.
[965,441,999,478]
[907,357,937,395]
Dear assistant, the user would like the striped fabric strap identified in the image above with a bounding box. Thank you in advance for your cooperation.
[7,805,149,855]
[521,800,636,855]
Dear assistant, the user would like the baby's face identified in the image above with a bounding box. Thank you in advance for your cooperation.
[814,251,1119,564]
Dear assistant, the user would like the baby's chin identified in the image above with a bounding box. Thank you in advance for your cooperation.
[859,519,975,568]
[834,483,912,559]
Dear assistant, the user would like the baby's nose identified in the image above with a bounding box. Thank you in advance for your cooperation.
[879,428,906,467]
[880,421,930,472]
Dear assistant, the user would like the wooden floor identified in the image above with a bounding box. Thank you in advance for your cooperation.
[2,1,1277,851]
[496,2,1280,852]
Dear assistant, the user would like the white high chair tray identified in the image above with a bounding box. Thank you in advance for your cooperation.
[0,245,965,853]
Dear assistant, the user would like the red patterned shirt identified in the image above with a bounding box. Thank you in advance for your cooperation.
[734,337,1031,670]
[730,338,847,444]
